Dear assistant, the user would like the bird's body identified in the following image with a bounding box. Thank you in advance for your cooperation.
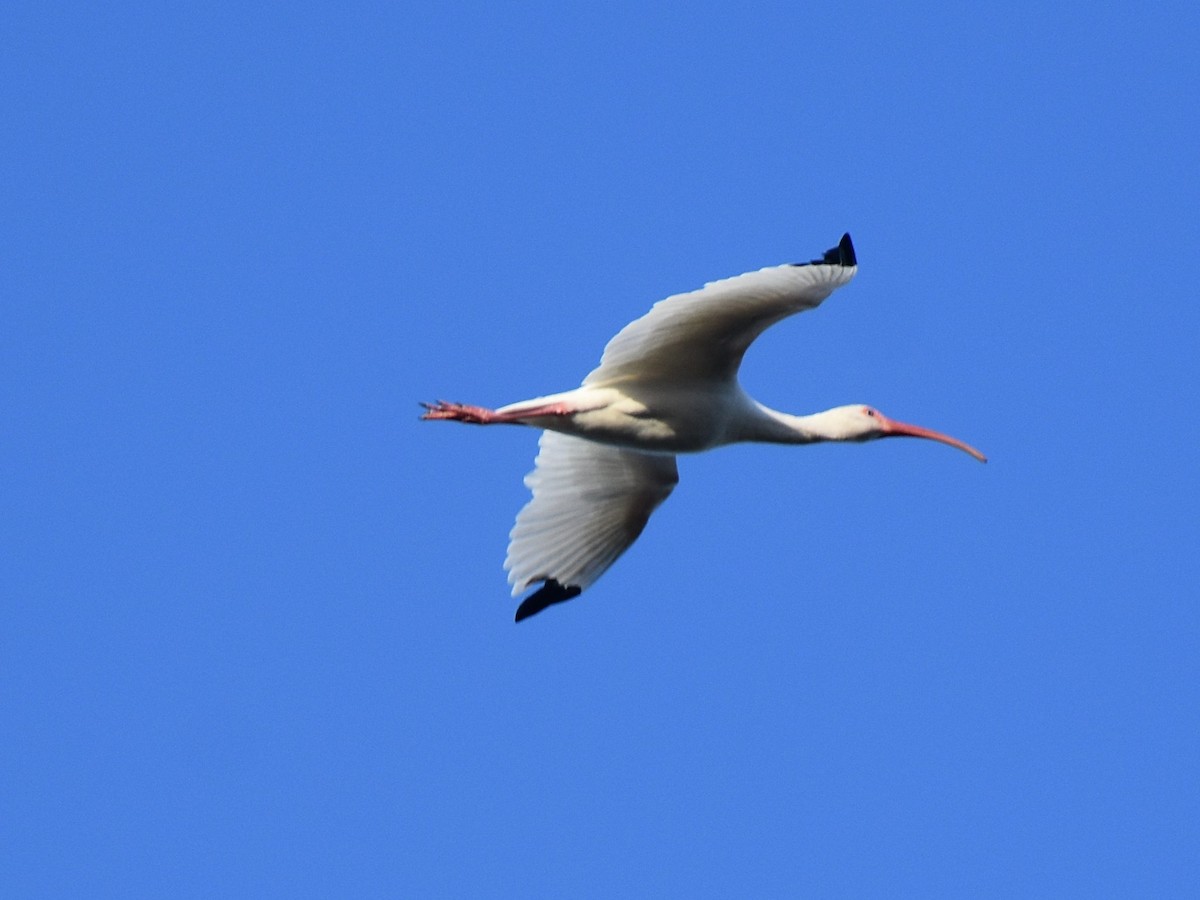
[423,234,986,621]
[491,382,749,454]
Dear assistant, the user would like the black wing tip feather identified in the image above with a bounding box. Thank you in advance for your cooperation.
[514,579,582,622]
[829,232,856,267]
[795,232,855,268]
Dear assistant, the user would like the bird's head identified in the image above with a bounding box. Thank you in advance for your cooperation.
[823,405,987,462]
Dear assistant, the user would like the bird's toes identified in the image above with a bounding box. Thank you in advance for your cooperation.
[420,400,472,421]
[419,400,450,419]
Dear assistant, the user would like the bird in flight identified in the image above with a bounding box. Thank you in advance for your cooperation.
[422,234,985,621]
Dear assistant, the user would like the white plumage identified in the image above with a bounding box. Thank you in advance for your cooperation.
[582,258,854,385]
[422,234,985,621]
[505,431,678,599]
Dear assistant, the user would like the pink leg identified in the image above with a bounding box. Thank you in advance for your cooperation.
[420,400,505,424]
[420,400,573,425]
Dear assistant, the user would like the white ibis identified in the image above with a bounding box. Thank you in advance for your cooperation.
[423,234,985,621]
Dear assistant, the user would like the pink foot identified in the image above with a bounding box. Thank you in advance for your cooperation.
[420,399,575,425]
[420,400,503,424]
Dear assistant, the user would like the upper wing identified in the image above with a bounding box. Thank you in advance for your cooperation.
[583,233,857,386]
[505,430,678,621]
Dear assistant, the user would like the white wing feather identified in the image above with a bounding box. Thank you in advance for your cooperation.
[583,255,856,386]
[505,431,678,596]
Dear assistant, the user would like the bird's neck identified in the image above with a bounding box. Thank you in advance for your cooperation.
[738,404,845,445]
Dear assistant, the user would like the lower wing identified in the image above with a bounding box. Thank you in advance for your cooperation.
[505,431,679,621]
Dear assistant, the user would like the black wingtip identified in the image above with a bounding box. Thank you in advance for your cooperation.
[794,233,856,268]
[822,232,855,267]
[514,579,582,622]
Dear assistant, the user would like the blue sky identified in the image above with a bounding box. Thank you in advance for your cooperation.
[3,1,1198,896]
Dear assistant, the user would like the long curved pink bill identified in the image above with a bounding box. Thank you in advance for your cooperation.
[883,418,988,463]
